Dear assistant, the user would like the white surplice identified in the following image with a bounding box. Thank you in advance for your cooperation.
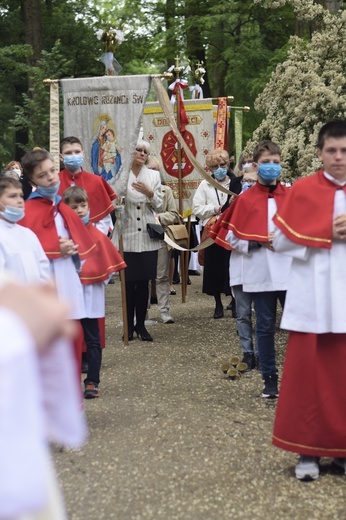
[227,198,292,292]
[273,189,346,333]
[50,212,86,319]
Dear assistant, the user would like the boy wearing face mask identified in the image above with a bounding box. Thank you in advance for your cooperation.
[19,148,97,375]
[213,141,292,398]
[59,136,117,235]
[0,177,50,283]
[63,186,126,398]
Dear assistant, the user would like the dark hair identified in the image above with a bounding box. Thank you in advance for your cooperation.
[63,186,88,205]
[21,148,53,179]
[60,136,83,152]
[253,140,281,163]
[317,120,346,149]
[0,176,23,197]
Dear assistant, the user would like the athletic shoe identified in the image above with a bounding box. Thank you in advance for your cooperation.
[84,382,99,399]
[295,455,320,480]
[262,375,279,398]
[331,458,346,475]
[161,313,174,324]
[241,353,256,371]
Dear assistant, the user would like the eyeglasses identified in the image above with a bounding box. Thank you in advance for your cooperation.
[135,148,149,155]
[209,161,228,171]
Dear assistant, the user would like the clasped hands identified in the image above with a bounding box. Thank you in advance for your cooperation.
[131,181,154,199]
[59,236,78,258]
[333,213,346,240]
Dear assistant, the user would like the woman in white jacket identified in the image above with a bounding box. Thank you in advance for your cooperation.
[113,140,163,341]
[193,149,233,318]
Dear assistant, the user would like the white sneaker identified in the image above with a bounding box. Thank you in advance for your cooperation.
[161,313,174,324]
[295,455,320,480]
[145,319,157,326]
[331,458,346,474]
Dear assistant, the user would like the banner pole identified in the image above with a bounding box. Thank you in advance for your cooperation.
[174,56,186,303]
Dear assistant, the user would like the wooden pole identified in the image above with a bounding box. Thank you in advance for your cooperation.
[118,233,129,346]
[174,55,186,303]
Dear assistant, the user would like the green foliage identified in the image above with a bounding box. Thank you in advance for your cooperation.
[10,40,72,151]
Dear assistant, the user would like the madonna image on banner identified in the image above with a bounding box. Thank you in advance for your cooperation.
[91,113,122,181]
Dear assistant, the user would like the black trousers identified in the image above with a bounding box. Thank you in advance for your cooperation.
[81,318,102,385]
[125,280,149,333]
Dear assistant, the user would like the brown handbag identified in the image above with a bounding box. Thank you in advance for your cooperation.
[165,223,189,249]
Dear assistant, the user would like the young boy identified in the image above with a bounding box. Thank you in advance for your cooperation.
[19,148,96,374]
[211,141,292,397]
[59,136,117,235]
[0,177,50,282]
[272,120,346,480]
[230,166,259,370]
[63,186,126,398]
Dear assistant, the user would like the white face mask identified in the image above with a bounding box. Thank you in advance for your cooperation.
[3,168,21,179]
[242,162,253,172]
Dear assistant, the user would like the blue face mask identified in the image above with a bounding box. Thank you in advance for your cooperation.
[36,181,60,200]
[0,204,25,223]
[214,167,228,181]
[258,163,282,183]
[63,154,84,173]
[81,210,90,225]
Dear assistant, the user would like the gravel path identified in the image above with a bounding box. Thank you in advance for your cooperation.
[54,275,345,519]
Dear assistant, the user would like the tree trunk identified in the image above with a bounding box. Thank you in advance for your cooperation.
[21,0,43,67]
[165,0,179,68]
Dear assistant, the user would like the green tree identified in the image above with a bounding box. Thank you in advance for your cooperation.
[247,0,346,179]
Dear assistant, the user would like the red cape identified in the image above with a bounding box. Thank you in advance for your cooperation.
[273,170,341,249]
[79,223,127,284]
[20,197,96,260]
[209,182,289,247]
[59,169,117,223]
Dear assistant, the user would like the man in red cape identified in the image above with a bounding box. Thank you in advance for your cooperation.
[271,120,346,481]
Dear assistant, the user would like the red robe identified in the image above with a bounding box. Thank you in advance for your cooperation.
[59,169,117,223]
[209,182,289,247]
[273,169,342,249]
[20,197,95,259]
[79,223,127,284]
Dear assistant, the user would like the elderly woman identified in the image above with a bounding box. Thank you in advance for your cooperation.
[193,149,235,319]
[113,140,163,341]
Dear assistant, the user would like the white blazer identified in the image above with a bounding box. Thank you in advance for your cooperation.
[113,166,163,253]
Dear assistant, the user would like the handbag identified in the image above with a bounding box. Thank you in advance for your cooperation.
[147,222,164,240]
[165,223,189,249]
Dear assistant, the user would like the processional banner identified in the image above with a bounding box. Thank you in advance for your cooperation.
[60,75,151,183]
[143,97,227,216]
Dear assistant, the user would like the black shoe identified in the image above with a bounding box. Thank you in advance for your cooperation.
[241,353,256,371]
[108,277,115,285]
[173,277,180,285]
[226,299,237,318]
[150,296,158,304]
[188,270,200,276]
[135,327,153,342]
[187,277,191,285]
[81,360,89,374]
[213,306,224,319]
[122,331,134,341]
[262,375,279,398]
